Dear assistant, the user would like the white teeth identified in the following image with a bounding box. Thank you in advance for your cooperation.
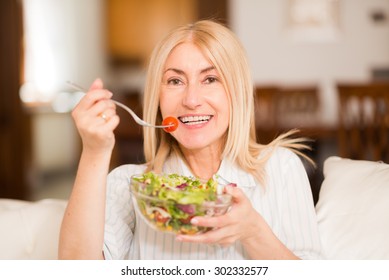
[186,120,207,126]
[180,115,211,124]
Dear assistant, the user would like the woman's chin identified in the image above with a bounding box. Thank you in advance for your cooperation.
[178,136,224,152]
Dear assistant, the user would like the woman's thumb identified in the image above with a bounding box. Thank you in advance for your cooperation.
[89,78,103,90]
[225,185,244,203]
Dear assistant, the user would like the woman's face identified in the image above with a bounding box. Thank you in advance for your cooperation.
[159,42,229,152]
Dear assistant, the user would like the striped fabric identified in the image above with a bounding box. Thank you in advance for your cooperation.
[103,147,323,259]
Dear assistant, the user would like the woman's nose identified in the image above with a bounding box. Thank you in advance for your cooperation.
[182,83,201,109]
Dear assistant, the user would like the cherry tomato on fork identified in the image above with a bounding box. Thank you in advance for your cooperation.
[162,116,179,133]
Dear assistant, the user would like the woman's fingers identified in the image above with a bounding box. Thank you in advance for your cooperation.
[89,78,103,90]
[73,98,116,130]
[188,186,248,229]
[103,113,120,130]
[177,224,234,243]
[225,184,246,203]
[87,99,116,118]
[73,78,115,122]
[190,214,229,229]
[176,186,263,246]
[74,89,113,113]
[98,106,116,121]
[73,78,112,114]
[96,106,119,128]
[70,78,120,152]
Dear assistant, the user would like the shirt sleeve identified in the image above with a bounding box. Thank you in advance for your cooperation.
[276,148,324,259]
[103,164,145,260]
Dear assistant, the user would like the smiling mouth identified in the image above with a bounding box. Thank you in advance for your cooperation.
[178,115,212,125]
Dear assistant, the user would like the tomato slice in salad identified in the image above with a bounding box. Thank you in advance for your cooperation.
[162,116,179,133]
[154,211,170,224]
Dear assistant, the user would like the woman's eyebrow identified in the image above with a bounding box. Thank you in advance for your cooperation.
[164,68,185,75]
[200,66,216,74]
[164,66,216,75]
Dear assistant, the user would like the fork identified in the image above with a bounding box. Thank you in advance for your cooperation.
[66,81,172,128]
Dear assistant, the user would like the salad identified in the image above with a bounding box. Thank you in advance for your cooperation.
[130,172,232,235]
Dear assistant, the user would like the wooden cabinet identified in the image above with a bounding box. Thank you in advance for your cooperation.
[0,0,31,199]
[105,0,228,66]
[106,0,197,66]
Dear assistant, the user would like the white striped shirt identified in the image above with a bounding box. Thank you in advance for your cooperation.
[103,147,323,259]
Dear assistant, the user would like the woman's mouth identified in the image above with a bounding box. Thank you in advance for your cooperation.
[178,115,212,126]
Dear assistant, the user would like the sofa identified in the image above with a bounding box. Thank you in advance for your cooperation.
[0,156,388,260]
[315,156,389,259]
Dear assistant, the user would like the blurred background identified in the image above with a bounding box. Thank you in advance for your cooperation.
[1,0,388,204]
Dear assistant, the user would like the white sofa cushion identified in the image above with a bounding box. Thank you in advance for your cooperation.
[0,198,67,260]
[316,156,389,259]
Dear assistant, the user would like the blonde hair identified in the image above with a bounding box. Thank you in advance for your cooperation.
[142,20,312,183]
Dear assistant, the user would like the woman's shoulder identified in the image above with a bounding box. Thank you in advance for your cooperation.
[106,164,147,199]
[260,145,307,176]
[259,146,309,191]
[108,163,147,182]
[111,163,147,173]
[261,145,300,165]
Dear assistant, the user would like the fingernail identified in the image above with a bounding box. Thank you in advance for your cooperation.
[96,78,103,85]
[191,218,198,225]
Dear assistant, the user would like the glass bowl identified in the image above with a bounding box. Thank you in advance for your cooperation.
[130,172,233,235]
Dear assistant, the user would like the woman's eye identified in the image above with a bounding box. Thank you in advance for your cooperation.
[167,78,182,85]
[204,76,218,84]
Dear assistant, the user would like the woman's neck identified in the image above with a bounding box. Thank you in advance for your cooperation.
[179,146,222,180]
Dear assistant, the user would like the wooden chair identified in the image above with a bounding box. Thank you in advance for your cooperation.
[276,86,320,128]
[337,82,389,163]
[254,85,323,203]
[254,86,279,143]
[254,85,320,143]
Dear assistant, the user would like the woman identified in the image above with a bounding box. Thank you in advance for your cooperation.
[59,20,322,259]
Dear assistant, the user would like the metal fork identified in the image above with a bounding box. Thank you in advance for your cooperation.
[66,81,172,128]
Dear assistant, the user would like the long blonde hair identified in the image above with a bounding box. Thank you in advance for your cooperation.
[142,20,312,183]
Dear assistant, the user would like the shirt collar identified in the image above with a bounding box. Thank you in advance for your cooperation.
[163,154,257,189]
[217,157,257,188]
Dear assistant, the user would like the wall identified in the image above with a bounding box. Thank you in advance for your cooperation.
[22,0,107,98]
[23,0,389,180]
[229,0,389,125]
[22,0,106,179]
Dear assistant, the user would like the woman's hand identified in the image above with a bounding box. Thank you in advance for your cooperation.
[176,186,298,259]
[71,78,120,154]
[176,186,263,247]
